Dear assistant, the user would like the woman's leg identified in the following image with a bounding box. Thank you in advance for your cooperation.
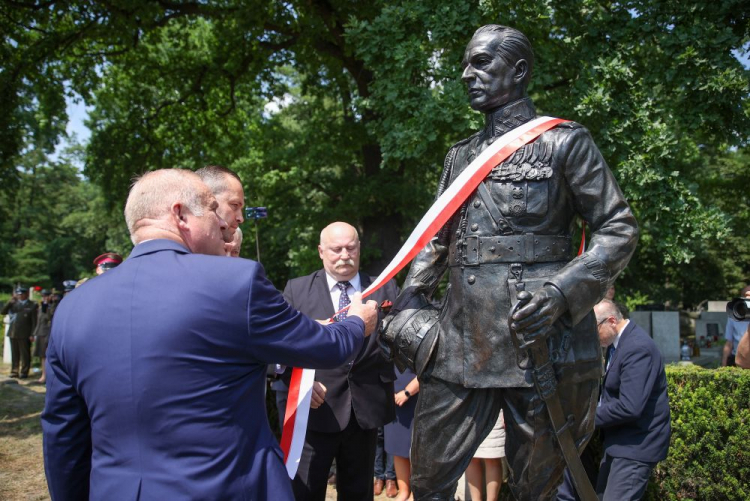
[394,455,412,501]
[483,458,504,501]
[466,458,485,501]
[39,357,46,383]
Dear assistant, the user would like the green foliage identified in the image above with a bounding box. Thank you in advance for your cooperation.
[646,365,750,500]
[1,0,748,298]
[0,145,128,292]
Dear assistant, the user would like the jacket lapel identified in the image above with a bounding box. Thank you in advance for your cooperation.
[604,320,635,378]
[313,271,336,319]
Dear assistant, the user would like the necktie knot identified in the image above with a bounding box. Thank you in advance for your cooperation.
[336,281,351,292]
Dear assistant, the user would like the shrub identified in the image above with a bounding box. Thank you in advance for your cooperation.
[646,365,750,500]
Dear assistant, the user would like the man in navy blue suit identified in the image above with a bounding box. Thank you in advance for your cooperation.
[593,299,671,500]
[42,169,379,501]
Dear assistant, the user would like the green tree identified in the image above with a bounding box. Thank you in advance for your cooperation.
[0,144,125,290]
[1,0,748,301]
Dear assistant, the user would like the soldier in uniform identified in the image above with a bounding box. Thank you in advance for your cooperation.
[2,286,39,378]
[33,289,58,383]
[402,26,639,500]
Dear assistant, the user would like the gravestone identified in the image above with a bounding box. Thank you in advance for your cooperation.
[630,311,651,335]
[696,311,727,347]
[652,312,680,363]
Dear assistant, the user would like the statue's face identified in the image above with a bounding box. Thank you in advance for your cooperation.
[462,32,522,113]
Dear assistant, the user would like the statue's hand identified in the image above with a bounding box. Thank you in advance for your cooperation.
[510,285,567,344]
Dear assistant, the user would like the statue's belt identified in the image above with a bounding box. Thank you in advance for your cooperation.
[450,234,571,266]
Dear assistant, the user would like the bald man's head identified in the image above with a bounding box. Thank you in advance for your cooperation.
[318,222,360,281]
[124,169,228,255]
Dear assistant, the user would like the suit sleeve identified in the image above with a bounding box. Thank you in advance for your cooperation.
[41,334,92,501]
[595,344,659,428]
[246,264,365,369]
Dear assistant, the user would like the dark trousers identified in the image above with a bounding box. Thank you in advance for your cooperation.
[374,427,396,480]
[595,453,654,501]
[292,411,377,501]
[10,337,31,377]
[271,379,289,433]
[410,375,598,501]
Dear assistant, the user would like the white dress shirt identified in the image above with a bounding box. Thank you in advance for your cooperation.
[324,272,362,314]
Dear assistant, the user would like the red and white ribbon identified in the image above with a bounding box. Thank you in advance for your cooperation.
[280,366,316,478]
[360,116,568,298]
[281,116,568,476]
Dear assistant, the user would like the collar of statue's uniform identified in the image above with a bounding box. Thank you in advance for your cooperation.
[484,97,537,138]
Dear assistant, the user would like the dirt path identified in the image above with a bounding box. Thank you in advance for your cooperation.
[0,376,49,501]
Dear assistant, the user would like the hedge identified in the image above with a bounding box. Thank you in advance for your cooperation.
[646,364,750,500]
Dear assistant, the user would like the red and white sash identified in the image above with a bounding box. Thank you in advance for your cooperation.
[281,116,569,477]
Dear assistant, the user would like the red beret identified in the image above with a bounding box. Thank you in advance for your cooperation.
[93,252,123,266]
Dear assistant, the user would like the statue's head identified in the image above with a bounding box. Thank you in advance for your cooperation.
[461,25,533,113]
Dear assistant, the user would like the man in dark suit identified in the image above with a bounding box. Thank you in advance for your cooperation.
[42,169,379,501]
[593,299,671,500]
[284,222,399,501]
[2,286,38,379]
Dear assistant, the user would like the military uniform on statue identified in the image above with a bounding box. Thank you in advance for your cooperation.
[284,222,398,501]
[399,26,639,501]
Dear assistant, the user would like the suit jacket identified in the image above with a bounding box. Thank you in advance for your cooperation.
[34,300,56,339]
[1,299,38,339]
[596,320,671,463]
[42,239,367,501]
[282,270,398,432]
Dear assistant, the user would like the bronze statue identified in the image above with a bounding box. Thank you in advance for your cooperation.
[394,25,639,500]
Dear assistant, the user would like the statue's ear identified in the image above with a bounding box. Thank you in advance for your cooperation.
[514,59,529,83]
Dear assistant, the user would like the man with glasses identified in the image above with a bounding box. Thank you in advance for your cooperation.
[592,299,670,500]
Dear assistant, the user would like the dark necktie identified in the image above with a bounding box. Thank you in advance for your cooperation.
[336,281,352,322]
[606,345,616,369]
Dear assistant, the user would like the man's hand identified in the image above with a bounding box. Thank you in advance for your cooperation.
[310,382,327,409]
[510,285,567,344]
[346,292,379,337]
